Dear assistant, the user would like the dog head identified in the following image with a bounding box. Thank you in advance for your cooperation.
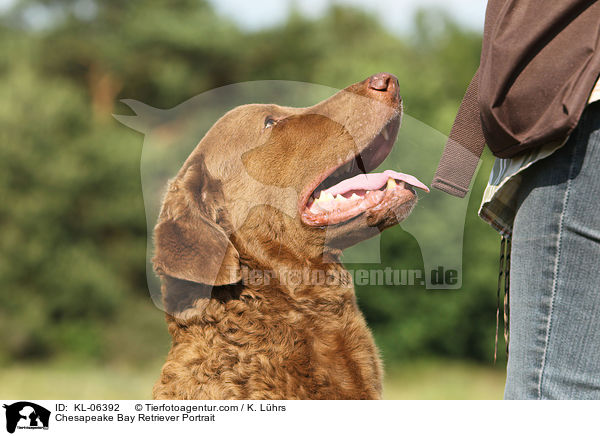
[152,73,428,288]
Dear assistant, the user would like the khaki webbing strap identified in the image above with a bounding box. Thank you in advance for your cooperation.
[432,69,486,198]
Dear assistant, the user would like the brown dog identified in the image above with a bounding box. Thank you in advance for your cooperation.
[151,73,428,399]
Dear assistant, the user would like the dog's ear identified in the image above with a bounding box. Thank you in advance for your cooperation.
[153,215,241,286]
[152,161,241,286]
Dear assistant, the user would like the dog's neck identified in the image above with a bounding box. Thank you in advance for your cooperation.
[161,256,356,329]
[161,208,358,330]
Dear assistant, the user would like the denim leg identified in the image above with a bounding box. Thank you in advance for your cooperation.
[505,102,600,400]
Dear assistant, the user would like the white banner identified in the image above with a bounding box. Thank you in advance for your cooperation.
[0,400,598,435]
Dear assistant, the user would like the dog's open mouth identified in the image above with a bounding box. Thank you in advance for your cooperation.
[300,116,429,226]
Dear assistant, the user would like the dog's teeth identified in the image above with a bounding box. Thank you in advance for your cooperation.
[386,178,397,190]
[350,193,362,201]
[320,192,334,202]
[310,203,320,213]
[382,128,389,141]
[314,191,334,206]
[334,194,347,202]
[311,198,332,212]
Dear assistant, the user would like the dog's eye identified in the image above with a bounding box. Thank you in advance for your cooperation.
[264,116,277,128]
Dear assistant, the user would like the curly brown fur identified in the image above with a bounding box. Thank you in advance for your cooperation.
[152,73,413,400]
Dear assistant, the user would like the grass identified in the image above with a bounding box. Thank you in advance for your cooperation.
[0,362,161,399]
[0,360,506,400]
[383,360,506,400]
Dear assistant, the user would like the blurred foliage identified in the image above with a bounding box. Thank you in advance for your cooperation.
[0,0,503,367]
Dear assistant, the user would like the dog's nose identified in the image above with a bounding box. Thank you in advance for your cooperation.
[368,73,394,91]
[366,72,400,103]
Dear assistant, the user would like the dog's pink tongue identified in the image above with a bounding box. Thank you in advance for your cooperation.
[322,170,429,196]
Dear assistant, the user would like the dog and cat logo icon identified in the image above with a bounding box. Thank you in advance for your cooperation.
[3,402,50,434]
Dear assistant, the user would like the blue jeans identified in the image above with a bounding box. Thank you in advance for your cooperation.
[505,101,600,399]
